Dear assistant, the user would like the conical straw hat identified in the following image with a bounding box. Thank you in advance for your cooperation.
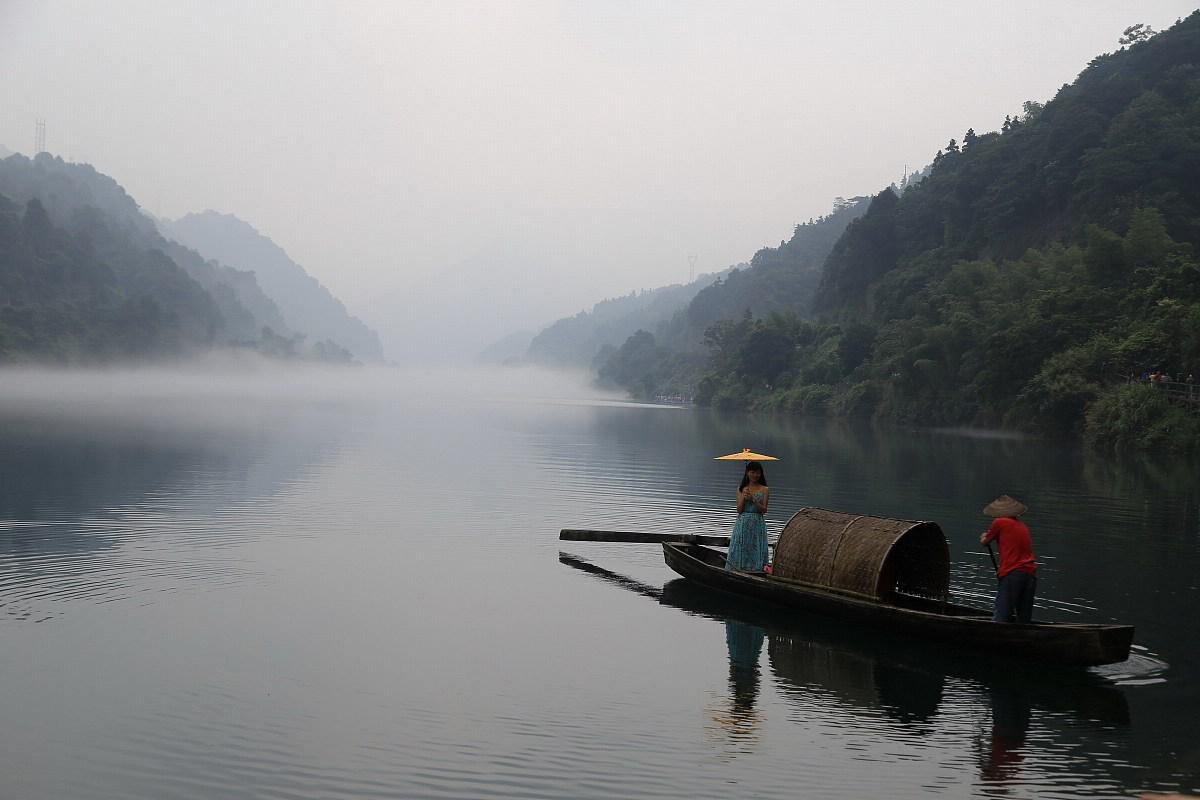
[982,494,1028,518]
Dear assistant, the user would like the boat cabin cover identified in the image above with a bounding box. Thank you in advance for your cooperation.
[773,508,950,603]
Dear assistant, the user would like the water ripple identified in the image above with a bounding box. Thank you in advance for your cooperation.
[0,377,1196,799]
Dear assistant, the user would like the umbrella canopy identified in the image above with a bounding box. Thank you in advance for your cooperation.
[714,447,779,461]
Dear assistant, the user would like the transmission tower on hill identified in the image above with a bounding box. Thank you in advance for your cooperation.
[34,119,46,155]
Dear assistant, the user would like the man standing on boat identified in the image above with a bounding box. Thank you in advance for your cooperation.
[979,495,1037,624]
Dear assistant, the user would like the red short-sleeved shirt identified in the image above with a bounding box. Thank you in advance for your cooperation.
[982,517,1037,578]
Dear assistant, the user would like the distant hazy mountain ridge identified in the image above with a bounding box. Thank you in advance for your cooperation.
[162,211,383,361]
[0,152,377,363]
[0,153,288,343]
[554,196,870,398]
[523,273,725,369]
[476,328,536,365]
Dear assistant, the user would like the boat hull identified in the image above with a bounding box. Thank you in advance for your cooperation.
[662,543,1134,667]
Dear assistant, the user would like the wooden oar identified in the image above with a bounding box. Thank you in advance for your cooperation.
[559,529,731,547]
[986,542,999,579]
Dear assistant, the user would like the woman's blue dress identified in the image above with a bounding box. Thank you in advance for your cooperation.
[726,490,768,572]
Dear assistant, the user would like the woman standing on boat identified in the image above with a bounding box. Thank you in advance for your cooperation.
[726,462,769,572]
[979,494,1037,623]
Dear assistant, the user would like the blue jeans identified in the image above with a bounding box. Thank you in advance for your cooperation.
[993,570,1037,623]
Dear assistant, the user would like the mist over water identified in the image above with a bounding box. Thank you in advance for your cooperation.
[0,364,1197,798]
[0,358,610,406]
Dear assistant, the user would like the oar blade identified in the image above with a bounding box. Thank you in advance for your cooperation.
[559,529,730,546]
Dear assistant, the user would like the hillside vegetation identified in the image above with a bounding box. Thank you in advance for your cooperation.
[532,196,870,397]
[597,15,1200,452]
[524,272,727,370]
[0,192,219,360]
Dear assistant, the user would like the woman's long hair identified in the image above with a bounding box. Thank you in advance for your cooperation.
[738,461,767,491]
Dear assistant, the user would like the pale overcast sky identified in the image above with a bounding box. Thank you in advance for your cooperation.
[1,1,1195,360]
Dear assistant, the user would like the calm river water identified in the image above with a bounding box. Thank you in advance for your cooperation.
[0,365,1197,799]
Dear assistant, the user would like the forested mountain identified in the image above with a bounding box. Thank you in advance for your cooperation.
[0,190,220,360]
[814,17,1200,315]
[523,272,725,369]
[0,152,365,363]
[594,195,870,397]
[684,197,872,337]
[162,211,383,361]
[600,15,1200,451]
[0,153,287,346]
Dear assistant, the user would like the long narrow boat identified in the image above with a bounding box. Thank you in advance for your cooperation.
[559,552,1132,726]
[661,507,1134,667]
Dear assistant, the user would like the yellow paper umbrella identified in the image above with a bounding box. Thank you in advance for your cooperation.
[714,447,778,461]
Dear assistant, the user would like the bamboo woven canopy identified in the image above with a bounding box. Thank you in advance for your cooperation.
[772,508,949,602]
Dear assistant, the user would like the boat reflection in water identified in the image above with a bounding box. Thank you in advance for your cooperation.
[560,552,1132,789]
[661,578,947,734]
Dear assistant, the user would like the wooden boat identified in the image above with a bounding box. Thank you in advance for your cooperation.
[558,552,1132,726]
[659,507,1134,667]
